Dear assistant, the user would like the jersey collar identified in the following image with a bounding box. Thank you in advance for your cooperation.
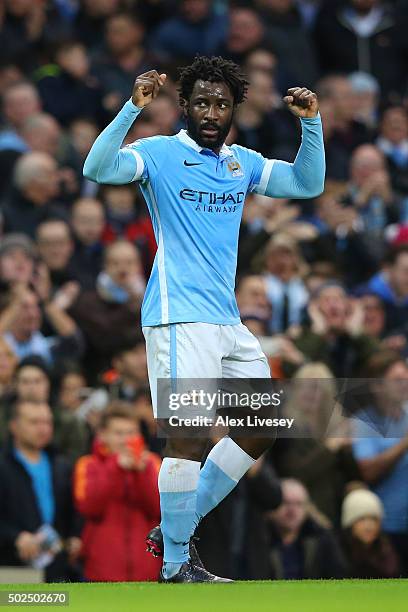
[176,129,233,159]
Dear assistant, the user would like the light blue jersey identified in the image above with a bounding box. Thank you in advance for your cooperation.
[83,100,325,327]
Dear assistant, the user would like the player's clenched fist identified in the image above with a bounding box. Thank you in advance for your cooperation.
[283,87,319,119]
[132,70,167,108]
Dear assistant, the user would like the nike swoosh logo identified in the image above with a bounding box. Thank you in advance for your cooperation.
[184,160,203,166]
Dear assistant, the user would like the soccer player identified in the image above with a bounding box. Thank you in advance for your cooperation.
[83,56,325,583]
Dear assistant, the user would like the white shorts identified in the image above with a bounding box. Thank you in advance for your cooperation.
[142,322,270,417]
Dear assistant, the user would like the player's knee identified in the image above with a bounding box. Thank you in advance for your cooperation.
[164,437,208,462]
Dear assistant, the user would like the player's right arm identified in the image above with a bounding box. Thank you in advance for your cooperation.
[83,71,166,184]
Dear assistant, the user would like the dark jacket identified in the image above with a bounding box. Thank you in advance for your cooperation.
[288,329,378,378]
[314,3,408,101]
[271,438,361,527]
[69,290,142,383]
[247,517,347,580]
[1,188,67,239]
[0,445,80,581]
[341,529,401,579]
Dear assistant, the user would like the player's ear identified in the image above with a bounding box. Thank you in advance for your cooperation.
[180,97,188,118]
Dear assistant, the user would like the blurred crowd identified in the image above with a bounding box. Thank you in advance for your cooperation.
[0,0,408,583]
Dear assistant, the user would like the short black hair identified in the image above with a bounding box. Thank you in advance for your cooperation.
[178,56,249,106]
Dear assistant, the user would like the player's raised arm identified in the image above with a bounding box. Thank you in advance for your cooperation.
[83,70,166,184]
[257,87,325,199]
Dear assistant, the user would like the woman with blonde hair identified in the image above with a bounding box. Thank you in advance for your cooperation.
[270,361,360,526]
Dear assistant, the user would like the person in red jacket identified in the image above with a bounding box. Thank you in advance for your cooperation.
[73,402,161,581]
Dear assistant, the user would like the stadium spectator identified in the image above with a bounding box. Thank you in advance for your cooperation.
[362,245,408,332]
[69,240,144,382]
[151,0,228,63]
[1,152,65,238]
[0,400,81,581]
[316,75,373,181]
[20,113,61,157]
[238,195,305,274]
[12,357,88,463]
[340,488,401,578]
[0,337,17,397]
[0,284,83,368]
[0,82,41,151]
[263,232,309,333]
[287,281,378,377]
[352,350,408,572]
[69,197,105,290]
[235,274,271,322]
[234,69,299,161]
[376,106,408,197]
[57,367,88,415]
[73,0,122,51]
[0,0,70,71]
[105,338,148,404]
[246,478,347,579]
[254,0,319,87]
[359,291,407,354]
[349,71,380,130]
[313,0,407,101]
[272,362,360,526]
[100,185,156,273]
[35,220,77,291]
[0,234,36,286]
[91,13,153,112]
[218,6,266,66]
[0,81,42,197]
[0,338,18,448]
[143,93,181,136]
[36,41,105,128]
[73,403,161,581]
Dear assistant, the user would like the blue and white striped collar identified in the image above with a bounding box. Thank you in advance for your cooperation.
[175,129,233,158]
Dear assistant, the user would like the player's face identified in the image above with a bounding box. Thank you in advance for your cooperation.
[185,80,235,152]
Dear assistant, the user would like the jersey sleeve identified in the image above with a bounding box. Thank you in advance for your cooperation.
[125,136,170,183]
[243,147,275,194]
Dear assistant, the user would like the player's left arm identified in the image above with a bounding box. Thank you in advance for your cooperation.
[255,87,325,199]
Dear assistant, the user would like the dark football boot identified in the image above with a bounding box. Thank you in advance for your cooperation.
[146,525,204,569]
[158,559,233,583]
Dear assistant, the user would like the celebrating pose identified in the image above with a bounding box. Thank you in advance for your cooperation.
[84,56,325,583]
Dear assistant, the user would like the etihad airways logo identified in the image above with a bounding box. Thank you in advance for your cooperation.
[180,189,244,213]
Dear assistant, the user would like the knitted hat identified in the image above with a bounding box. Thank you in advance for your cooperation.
[0,233,36,259]
[341,489,384,529]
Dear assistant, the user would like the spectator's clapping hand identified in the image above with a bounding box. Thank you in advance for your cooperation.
[308,300,328,335]
[345,298,364,337]
[355,170,392,207]
[381,334,407,352]
[34,262,51,303]
[15,531,40,563]
[117,447,148,471]
[264,202,300,234]
[53,282,80,311]
[276,336,305,366]
[320,200,358,233]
